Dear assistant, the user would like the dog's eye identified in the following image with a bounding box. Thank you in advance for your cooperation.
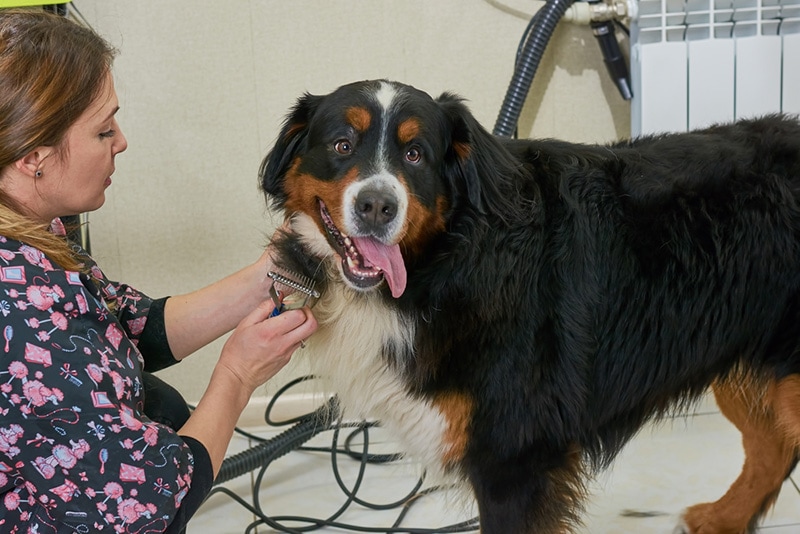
[405,146,422,164]
[333,139,353,155]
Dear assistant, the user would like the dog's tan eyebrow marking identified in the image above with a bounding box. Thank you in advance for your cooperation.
[397,118,421,145]
[346,106,372,133]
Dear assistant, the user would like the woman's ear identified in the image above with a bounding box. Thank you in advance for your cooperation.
[15,147,54,177]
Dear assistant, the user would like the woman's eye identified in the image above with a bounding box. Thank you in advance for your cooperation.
[99,130,116,138]
[333,139,353,155]
[405,146,422,164]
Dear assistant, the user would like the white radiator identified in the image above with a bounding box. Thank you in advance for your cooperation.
[630,0,800,135]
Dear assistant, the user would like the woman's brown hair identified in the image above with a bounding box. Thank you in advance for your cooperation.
[0,9,117,269]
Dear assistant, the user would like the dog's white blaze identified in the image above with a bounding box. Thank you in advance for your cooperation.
[298,272,452,479]
[373,82,397,178]
[373,81,397,118]
[338,81,410,244]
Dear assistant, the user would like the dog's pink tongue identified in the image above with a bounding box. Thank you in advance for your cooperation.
[353,237,407,298]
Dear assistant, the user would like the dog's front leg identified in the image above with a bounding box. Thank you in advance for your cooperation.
[467,444,586,534]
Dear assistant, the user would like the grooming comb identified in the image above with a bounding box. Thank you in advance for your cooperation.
[268,269,321,317]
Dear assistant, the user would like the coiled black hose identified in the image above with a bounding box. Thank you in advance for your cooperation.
[214,396,339,485]
[493,0,577,137]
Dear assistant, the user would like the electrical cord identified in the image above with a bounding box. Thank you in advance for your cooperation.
[206,376,480,533]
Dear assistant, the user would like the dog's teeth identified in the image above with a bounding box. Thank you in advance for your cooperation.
[344,237,352,247]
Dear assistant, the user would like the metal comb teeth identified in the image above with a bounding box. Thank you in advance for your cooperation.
[267,270,320,298]
[267,269,320,315]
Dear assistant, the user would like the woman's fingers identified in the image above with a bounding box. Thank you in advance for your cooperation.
[218,303,318,392]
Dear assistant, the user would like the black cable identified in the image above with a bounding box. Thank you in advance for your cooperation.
[328,424,423,512]
[614,18,630,37]
[206,376,479,532]
[251,420,372,533]
[265,375,326,426]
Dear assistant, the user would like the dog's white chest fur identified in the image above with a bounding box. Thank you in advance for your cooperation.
[303,283,450,476]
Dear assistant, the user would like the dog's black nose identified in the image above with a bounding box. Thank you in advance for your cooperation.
[355,188,397,228]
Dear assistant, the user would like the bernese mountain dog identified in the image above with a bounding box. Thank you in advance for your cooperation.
[259,79,800,534]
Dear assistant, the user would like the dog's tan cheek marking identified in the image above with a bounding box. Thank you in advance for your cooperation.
[432,391,473,468]
[397,118,421,145]
[346,106,372,133]
[402,191,448,258]
[285,162,361,234]
[283,159,318,215]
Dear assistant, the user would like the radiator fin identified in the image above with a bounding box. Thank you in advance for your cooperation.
[631,0,800,134]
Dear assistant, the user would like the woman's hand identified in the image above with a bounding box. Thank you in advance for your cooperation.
[163,228,292,360]
[215,300,317,394]
[179,300,317,475]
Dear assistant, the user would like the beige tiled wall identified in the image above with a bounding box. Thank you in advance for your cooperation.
[78,0,631,403]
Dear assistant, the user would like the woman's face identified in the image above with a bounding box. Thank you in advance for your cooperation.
[36,72,128,222]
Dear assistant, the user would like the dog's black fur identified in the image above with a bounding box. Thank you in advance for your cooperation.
[260,79,800,533]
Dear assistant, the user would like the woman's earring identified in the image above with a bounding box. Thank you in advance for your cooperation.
[35,170,42,178]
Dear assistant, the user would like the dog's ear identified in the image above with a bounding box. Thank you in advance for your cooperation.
[437,92,482,211]
[259,93,323,209]
[437,92,524,222]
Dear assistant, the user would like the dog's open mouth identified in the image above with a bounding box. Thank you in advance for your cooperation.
[318,200,407,298]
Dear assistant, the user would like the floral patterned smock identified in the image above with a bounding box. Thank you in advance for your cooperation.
[0,220,212,533]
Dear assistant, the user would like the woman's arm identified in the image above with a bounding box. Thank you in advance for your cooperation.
[177,300,316,475]
[163,248,274,360]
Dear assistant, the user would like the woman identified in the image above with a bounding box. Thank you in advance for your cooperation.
[0,9,316,533]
